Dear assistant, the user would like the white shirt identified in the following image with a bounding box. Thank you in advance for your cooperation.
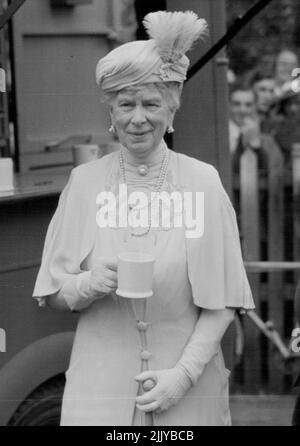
[228,120,241,155]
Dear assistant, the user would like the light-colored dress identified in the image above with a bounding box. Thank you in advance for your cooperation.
[33,145,255,426]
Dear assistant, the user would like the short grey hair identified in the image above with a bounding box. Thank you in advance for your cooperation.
[102,81,183,113]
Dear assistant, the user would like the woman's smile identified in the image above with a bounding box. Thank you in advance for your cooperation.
[128,131,151,139]
[129,130,149,135]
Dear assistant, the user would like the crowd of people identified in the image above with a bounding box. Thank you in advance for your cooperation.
[228,48,300,170]
[228,48,300,264]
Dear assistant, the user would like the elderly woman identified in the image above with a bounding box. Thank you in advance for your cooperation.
[33,11,254,426]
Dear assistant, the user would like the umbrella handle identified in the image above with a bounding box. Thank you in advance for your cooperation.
[246,310,290,358]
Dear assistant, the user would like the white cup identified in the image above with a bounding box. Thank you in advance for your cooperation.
[116,252,155,299]
[72,144,102,166]
[0,158,14,191]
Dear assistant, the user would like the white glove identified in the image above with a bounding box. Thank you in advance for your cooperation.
[134,366,192,414]
[134,309,235,414]
[177,338,220,385]
[89,256,118,297]
[177,308,235,385]
[58,256,118,311]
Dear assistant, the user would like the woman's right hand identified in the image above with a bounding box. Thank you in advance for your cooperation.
[89,256,118,297]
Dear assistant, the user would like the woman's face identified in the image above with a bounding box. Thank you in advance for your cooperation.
[110,84,174,156]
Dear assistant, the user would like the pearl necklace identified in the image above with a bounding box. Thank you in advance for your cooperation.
[137,164,149,176]
[119,147,169,237]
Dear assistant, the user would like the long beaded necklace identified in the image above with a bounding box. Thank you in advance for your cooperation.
[119,146,169,237]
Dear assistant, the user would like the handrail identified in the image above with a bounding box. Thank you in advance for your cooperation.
[2,260,300,276]
[0,0,27,31]
[44,134,92,152]
[0,258,41,274]
[186,0,274,82]
[244,261,300,273]
[246,310,291,359]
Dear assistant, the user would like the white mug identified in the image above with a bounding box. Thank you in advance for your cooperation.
[116,252,155,299]
[0,158,14,191]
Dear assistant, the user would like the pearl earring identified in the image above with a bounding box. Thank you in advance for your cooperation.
[167,126,174,134]
[109,124,116,134]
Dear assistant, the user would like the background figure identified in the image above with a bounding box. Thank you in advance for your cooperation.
[273,89,300,165]
[247,68,277,134]
[228,82,281,262]
[274,48,299,97]
[228,84,262,232]
[228,84,261,157]
[292,280,300,426]
[272,89,300,268]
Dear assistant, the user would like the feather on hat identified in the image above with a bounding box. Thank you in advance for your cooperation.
[143,11,208,63]
[96,10,208,93]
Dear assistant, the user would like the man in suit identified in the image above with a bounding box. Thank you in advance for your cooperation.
[292,281,300,426]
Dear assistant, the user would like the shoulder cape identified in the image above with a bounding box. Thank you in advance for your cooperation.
[32,150,254,312]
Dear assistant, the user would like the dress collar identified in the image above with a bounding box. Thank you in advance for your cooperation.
[120,140,167,168]
[104,143,181,194]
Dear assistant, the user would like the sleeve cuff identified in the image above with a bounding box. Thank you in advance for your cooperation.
[59,271,98,312]
[177,340,220,386]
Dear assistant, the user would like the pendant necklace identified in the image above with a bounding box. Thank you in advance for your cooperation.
[119,147,169,237]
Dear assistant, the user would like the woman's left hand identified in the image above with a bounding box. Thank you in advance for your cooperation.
[134,367,192,414]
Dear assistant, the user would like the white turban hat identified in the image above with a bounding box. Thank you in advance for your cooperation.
[96,10,208,93]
